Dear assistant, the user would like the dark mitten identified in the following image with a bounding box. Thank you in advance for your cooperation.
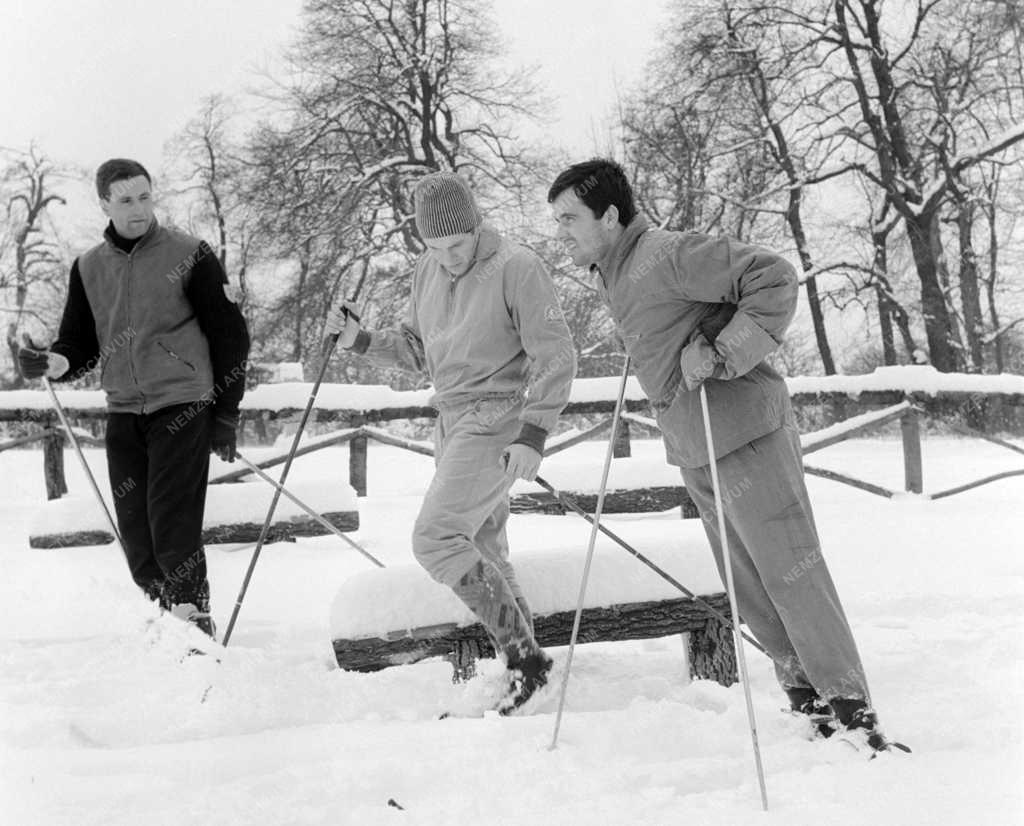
[698,303,738,345]
[211,413,238,462]
[18,347,50,379]
[17,334,51,380]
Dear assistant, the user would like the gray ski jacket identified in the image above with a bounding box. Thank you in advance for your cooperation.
[352,225,576,451]
[594,216,798,467]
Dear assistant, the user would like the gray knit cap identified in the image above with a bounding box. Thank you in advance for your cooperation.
[414,172,481,239]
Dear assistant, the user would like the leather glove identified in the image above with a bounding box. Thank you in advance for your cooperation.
[501,443,542,482]
[324,300,362,349]
[17,335,69,380]
[698,303,738,345]
[211,413,238,462]
[679,335,726,391]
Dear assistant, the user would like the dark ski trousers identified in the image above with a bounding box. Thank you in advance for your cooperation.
[105,402,213,608]
[680,416,871,704]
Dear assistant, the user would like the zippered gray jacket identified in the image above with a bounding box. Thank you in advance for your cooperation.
[55,220,249,417]
[594,217,798,467]
[353,226,576,448]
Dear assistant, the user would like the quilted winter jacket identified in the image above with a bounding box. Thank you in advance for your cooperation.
[594,216,799,467]
[353,225,576,439]
[76,221,216,414]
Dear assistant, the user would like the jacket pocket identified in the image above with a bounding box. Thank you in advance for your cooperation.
[158,340,197,372]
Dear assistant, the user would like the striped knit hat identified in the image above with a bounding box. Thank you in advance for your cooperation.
[413,172,481,239]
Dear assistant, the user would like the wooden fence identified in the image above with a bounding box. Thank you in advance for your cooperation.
[3,383,1021,506]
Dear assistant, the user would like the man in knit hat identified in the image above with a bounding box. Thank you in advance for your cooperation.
[326,171,576,713]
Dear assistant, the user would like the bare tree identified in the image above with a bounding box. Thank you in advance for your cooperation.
[829,0,1024,371]
[164,95,260,308]
[239,0,541,368]
[0,147,68,387]
[623,2,854,373]
[721,4,843,372]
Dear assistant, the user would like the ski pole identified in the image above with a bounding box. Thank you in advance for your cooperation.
[700,383,768,810]
[531,474,767,657]
[234,451,384,568]
[549,355,631,750]
[223,272,366,646]
[42,376,125,553]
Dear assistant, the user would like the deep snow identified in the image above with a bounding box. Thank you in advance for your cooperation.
[2,435,1022,825]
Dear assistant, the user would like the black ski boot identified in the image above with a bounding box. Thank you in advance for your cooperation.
[168,580,217,642]
[497,647,553,716]
[451,560,550,715]
[831,698,911,754]
[785,687,834,738]
[141,579,168,608]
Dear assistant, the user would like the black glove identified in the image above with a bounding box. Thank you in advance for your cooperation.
[211,413,238,462]
[698,303,738,345]
[17,336,52,380]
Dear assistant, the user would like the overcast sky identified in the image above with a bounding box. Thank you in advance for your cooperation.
[1,0,667,204]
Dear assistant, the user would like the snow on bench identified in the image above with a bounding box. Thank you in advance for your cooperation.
[330,539,737,685]
[28,480,359,549]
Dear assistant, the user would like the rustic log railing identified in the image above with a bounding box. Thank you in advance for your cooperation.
[1,380,1022,504]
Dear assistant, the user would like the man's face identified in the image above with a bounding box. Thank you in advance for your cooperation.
[100,175,154,239]
[551,189,616,267]
[424,231,478,276]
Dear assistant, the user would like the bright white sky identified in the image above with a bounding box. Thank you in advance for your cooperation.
[1,0,668,238]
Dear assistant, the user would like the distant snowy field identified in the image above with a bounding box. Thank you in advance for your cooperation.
[2,435,1022,825]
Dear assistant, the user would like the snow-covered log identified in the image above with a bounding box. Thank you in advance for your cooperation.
[333,596,736,685]
[330,546,734,684]
[28,480,359,549]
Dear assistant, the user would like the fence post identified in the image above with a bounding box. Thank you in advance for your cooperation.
[43,428,68,501]
[612,417,631,459]
[900,404,923,494]
[349,431,368,497]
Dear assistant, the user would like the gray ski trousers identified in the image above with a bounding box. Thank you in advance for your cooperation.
[412,396,527,602]
[680,417,871,703]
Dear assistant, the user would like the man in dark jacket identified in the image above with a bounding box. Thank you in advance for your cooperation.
[18,159,250,638]
[548,158,893,748]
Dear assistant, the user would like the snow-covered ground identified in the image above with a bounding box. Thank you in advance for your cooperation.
[2,435,1022,825]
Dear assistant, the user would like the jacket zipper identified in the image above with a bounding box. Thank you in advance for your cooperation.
[125,248,145,413]
[447,272,458,325]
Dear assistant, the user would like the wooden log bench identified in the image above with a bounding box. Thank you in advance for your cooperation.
[510,440,700,517]
[28,479,359,548]
[330,545,737,686]
[510,486,699,517]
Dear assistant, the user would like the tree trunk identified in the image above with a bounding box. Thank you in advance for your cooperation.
[6,329,26,389]
[871,228,895,364]
[876,283,896,365]
[984,183,1004,372]
[293,252,309,362]
[905,211,960,372]
[956,202,985,372]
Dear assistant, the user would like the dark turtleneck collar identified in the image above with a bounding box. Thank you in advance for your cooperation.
[103,218,157,254]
